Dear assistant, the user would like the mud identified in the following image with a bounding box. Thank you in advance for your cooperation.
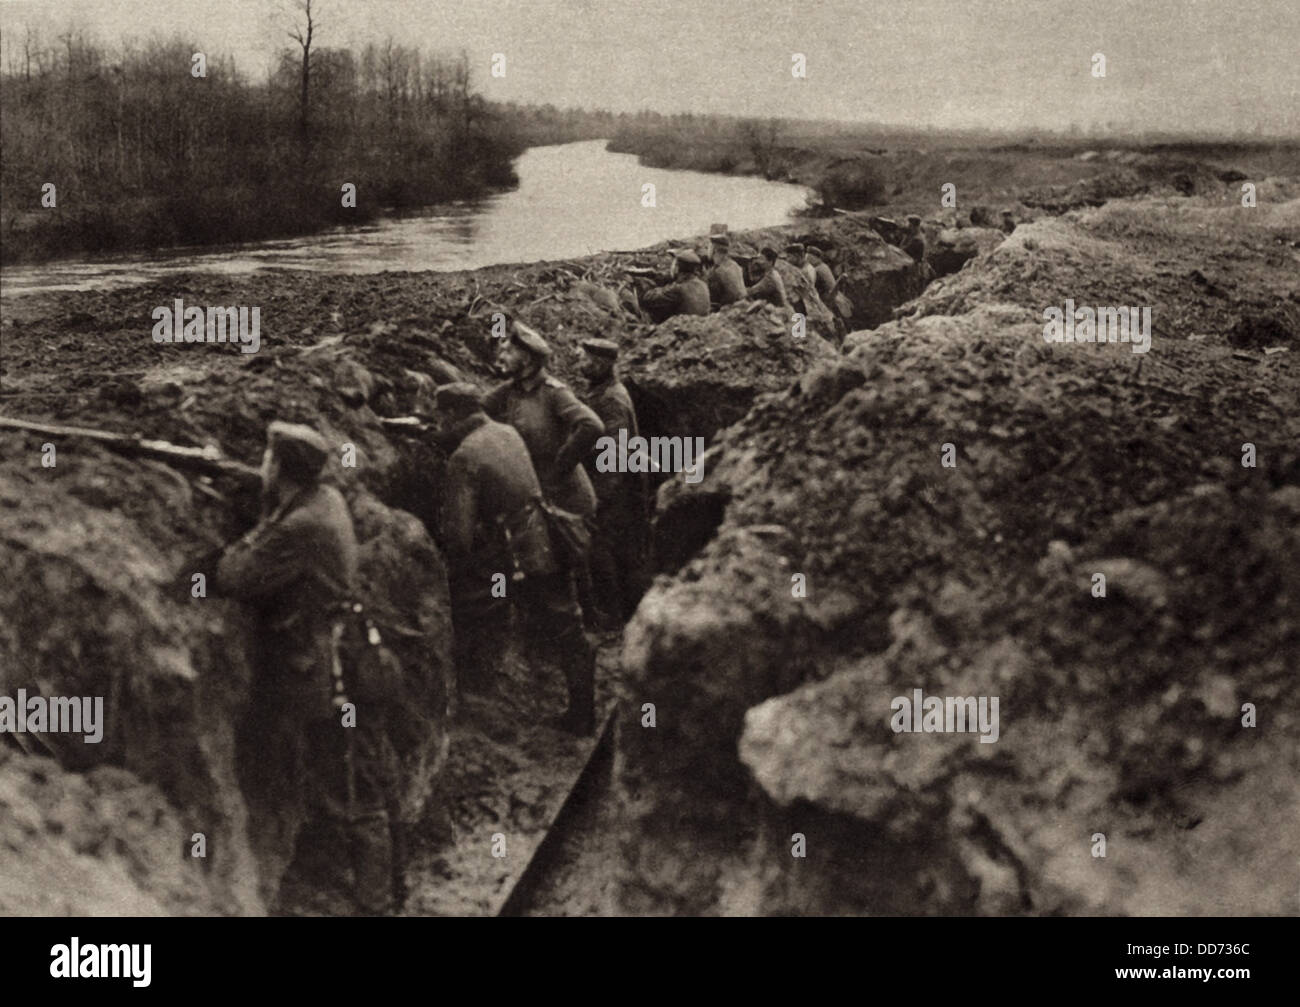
[617,188,1300,915]
[2,154,1296,915]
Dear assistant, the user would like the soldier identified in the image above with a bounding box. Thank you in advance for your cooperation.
[439,383,596,736]
[706,233,746,309]
[785,242,819,291]
[745,247,790,309]
[578,338,649,626]
[902,215,927,263]
[636,248,712,322]
[215,421,398,915]
[485,321,604,521]
[806,243,838,301]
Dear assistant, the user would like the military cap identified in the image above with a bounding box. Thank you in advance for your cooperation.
[673,248,702,267]
[509,320,552,358]
[760,246,779,261]
[435,382,484,413]
[580,338,620,360]
[784,242,806,254]
[708,233,731,248]
[267,421,329,480]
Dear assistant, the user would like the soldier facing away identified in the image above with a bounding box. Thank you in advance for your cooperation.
[636,248,712,322]
[806,243,838,302]
[215,420,399,915]
[439,382,596,736]
[706,233,746,309]
[578,337,649,626]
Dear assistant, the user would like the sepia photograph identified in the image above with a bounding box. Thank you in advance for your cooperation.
[0,0,1296,966]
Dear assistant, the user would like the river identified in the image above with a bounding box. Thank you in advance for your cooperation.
[0,140,811,298]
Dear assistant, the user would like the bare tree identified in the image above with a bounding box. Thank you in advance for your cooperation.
[283,0,318,144]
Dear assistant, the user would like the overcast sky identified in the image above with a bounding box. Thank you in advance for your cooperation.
[2,0,1297,134]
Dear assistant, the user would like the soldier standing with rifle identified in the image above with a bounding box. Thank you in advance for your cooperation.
[214,420,400,914]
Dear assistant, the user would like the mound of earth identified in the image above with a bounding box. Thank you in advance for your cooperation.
[615,192,1300,915]
[926,227,1007,277]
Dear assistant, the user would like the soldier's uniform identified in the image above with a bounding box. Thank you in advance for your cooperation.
[579,338,649,624]
[216,421,397,915]
[484,330,603,520]
[786,243,819,291]
[902,216,927,264]
[707,235,747,308]
[639,249,712,323]
[439,384,595,735]
[808,248,837,301]
[747,262,790,309]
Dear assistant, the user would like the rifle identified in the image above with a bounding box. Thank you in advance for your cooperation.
[0,415,261,486]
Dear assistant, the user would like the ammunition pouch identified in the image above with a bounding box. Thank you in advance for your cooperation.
[535,497,594,574]
[496,500,556,579]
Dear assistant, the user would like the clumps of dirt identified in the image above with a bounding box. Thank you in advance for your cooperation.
[1227,304,1299,349]
[816,217,928,327]
[898,199,1300,355]
[1021,168,1150,212]
[926,227,1006,277]
[0,749,226,915]
[739,482,1300,915]
[619,302,837,445]
[615,192,1300,915]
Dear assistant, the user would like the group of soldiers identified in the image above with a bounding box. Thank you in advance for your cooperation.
[633,229,845,330]
[211,316,649,915]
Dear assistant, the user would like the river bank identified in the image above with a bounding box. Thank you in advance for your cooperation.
[1,141,811,298]
[2,152,1298,914]
[609,123,1300,220]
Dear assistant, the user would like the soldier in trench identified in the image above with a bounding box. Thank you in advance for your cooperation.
[439,382,596,736]
[578,337,650,627]
[214,420,400,914]
[745,247,790,309]
[486,321,605,629]
[635,248,712,322]
[705,232,747,309]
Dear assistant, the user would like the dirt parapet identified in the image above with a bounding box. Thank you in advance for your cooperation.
[615,194,1300,915]
[926,227,1007,277]
[0,306,456,913]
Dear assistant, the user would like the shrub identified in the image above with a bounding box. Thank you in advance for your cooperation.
[815,158,887,211]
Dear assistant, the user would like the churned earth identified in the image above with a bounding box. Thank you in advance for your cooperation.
[1,148,1297,915]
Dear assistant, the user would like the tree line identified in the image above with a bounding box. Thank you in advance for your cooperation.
[0,18,543,263]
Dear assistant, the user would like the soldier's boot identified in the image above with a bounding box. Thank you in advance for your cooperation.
[555,638,596,737]
[348,810,395,916]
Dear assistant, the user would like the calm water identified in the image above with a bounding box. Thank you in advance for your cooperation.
[1,140,811,298]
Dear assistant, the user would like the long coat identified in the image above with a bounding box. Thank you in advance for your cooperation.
[441,411,556,583]
[485,370,603,517]
[216,482,358,721]
[707,257,747,307]
[640,275,712,322]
